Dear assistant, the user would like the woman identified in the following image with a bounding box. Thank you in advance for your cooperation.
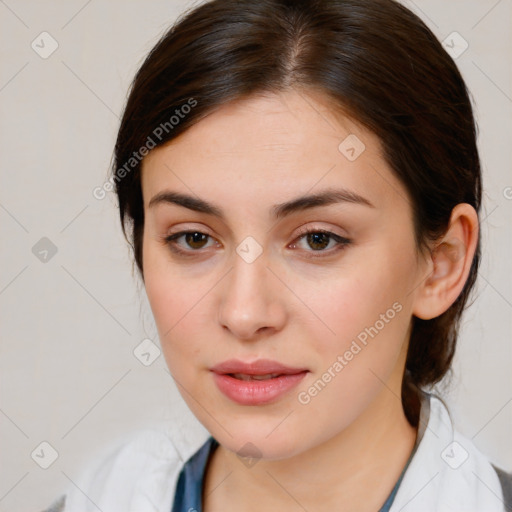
[47,0,511,510]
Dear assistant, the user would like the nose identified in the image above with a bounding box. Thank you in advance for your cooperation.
[217,254,287,341]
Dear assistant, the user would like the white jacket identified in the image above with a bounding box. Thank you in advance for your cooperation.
[47,394,511,512]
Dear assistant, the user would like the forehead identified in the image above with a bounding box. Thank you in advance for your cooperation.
[141,90,407,214]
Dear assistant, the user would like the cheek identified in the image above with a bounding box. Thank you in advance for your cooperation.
[142,238,221,381]
[292,238,417,369]
[145,275,209,389]
[290,255,414,439]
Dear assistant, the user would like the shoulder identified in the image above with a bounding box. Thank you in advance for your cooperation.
[391,394,511,512]
[493,464,512,512]
[46,426,209,512]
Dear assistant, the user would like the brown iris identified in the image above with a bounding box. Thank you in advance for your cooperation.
[306,232,330,250]
[185,232,209,249]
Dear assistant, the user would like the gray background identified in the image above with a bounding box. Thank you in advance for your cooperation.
[0,0,511,510]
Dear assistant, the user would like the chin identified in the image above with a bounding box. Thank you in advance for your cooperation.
[202,411,314,461]
[226,432,302,461]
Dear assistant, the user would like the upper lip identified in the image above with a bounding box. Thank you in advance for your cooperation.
[210,359,308,376]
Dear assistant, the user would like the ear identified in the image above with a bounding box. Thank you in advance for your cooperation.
[413,203,479,320]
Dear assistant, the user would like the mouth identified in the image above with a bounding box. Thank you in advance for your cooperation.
[230,373,283,381]
[210,359,309,405]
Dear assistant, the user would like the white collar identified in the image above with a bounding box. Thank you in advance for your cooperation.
[63,393,506,511]
[390,393,505,511]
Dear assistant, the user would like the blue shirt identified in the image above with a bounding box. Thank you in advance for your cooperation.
[171,437,414,512]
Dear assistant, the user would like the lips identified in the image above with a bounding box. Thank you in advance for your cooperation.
[211,359,307,376]
[210,359,308,405]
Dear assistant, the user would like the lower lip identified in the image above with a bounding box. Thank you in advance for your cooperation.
[212,372,308,405]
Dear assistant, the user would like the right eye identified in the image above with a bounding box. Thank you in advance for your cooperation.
[164,231,218,254]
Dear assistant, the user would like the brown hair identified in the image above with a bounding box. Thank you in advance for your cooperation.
[112,0,481,425]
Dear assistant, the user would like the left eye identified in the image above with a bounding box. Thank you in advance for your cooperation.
[291,230,350,252]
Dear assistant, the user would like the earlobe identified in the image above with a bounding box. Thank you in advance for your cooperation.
[413,203,479,320]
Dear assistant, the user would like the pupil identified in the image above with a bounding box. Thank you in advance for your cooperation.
[186,232,208,249]
[307,232,329,250]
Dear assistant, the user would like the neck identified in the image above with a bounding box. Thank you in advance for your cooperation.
[204,388,418,512]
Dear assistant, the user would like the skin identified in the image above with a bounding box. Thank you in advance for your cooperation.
[140,89,478,511]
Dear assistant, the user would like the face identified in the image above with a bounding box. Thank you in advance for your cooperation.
[141,89,426,460]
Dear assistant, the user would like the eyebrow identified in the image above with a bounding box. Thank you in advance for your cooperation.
[149,191,224,217]
[148,188,374,219]
[272,188,374,218]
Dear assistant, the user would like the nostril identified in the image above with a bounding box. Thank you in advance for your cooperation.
[256,325,272,335]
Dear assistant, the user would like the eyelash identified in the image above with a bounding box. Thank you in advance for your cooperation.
[163,231,218,256]
[163,228,351,259]
[291,228,351,258]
